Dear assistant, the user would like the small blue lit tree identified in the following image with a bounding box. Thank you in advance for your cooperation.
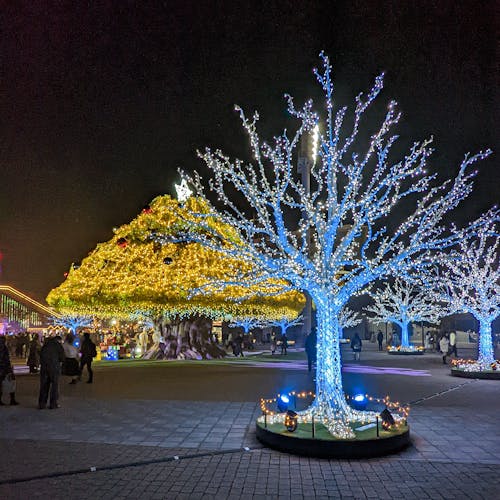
[265,315,303,337]
[365,279,445,350]
[160,54,497,437]
[229,317,262,335]
[50,314,93,337]
[441,225,499,367]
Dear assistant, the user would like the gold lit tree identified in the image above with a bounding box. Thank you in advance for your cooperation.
[47,195,304,359]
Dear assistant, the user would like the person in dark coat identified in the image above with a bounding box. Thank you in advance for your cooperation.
[280,333,288,355]
[38,336,65,409]
[377,330,384,351]
[305,331,317,372]
[79,332,97,383]
[27,334,41,373]
[351,333,362,361]
[0,336,19,406]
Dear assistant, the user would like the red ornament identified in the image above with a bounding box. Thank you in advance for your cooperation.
[117,237,128,248]
[142,205,153,214]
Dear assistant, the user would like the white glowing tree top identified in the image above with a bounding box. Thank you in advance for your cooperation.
[50,314,93,334]
[338,307,362,329]
[175,53,496,307]
[441,226,499,322]
[366,279,445,327]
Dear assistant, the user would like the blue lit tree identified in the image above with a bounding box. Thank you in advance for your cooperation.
[441,225,499,367]
[50,314,93,337]
[265,315,303,336]
[160,54,496,437]
[365,279,445,350]
[229,317,262,334]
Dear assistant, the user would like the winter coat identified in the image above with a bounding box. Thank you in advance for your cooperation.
[351,335,362,352]
[0,340,13,375]
[439,337,450,354]
[27,339,41,367]
[40,338,65,373]
[80,338,97,361]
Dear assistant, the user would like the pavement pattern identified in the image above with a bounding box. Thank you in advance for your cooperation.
[1,345,499,499]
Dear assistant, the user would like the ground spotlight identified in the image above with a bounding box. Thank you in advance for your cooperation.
[284,410,298,432]
[277,394,290,412]
[351,393,367,410]
[379,408,395,430]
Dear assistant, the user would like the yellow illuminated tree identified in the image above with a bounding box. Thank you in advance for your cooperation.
[47,195,304,359]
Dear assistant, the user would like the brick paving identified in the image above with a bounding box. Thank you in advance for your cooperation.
[1,345,499,498]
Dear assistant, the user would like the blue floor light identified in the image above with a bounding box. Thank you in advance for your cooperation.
[351,393,367,410]
[277,394,290,412]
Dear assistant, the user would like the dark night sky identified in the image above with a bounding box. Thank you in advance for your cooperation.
[0,1,498,302]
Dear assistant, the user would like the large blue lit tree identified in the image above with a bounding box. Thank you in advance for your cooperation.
[365,279,445,351]
[441,225,499,368]
[160,54,496,437]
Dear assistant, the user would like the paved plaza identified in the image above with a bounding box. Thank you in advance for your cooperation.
[1,344,499,499]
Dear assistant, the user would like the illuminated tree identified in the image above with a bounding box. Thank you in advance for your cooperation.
[265,315,303,336]
[47,195,304,359]
[441,226,499,366]
[365,279,444,348]
[229,317,262,334]
[338,307,362,339]
[50,314,93,336]
[167,53,497,436]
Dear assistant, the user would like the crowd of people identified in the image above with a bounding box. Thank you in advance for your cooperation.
[0,331,98,410]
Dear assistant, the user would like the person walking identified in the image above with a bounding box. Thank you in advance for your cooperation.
[439,334,450,365]
[376,330,384,351]
[63,333,80,384]
[38,335,65,409]
[305,331,317,372]
[27,334,41,373]
[351,333,362,361]
[0,336,19,406]
[79,332,97,383]
[280,333,288,355]
[449,330,458,357]
[270,333,277,355]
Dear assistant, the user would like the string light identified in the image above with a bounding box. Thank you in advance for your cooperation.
[439,224,499,368]
[47,195,305,322]
[176,52,497,438]
[366,278,446,349]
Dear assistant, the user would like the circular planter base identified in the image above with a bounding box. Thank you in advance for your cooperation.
[451,368,500,380]
[387,350,424,356]
[256,422,410,459]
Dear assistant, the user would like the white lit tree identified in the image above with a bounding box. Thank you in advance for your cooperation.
[158,54,496,437]
[441,225,499,367]
[365,279,444,350]
[338,307,362,339]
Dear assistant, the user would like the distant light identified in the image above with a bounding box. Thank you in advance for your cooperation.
[175,179,192,202]
[311,124,320,164]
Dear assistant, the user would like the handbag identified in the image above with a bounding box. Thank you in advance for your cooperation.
[2,373,16,394]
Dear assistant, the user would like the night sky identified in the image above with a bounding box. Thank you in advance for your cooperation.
[0,1,498,302]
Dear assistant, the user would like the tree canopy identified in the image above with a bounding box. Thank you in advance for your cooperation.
[47,195,304,321]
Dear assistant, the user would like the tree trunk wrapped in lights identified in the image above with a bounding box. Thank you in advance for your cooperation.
[160,53,497,436]
[47,195,304,360]
[365,279,445,349]
[440,225,499,368]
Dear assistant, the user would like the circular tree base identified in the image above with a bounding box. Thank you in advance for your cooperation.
[256,421,410,459]
[451,368,500,380]
[387,350,424,356]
